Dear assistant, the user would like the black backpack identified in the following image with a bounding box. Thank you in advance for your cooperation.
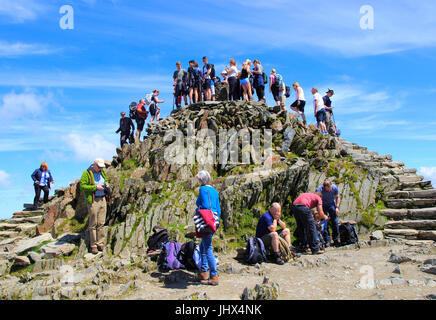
[177,241,199,270]
[285,85,291,98]
[129,102,138,120]
[339,222,359,246]
[244,237,267,265]
[209,64,216,79]
[147,226,170,252]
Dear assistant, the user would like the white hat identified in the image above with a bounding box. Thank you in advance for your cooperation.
[94,158,105,168]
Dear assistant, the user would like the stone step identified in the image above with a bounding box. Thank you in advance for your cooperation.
[380,161,405,168]
[7,216,43,224]
[373,155,392,162]
[385,198,436,209]
[0,230,19,238]
[398,180,433,191]
[351,153,374,161]
[0,222,36,232]
[385,189,436,199]
[385,219,436,230]
[384,228,436,241]
[394,174,424,184]
[380,207,436,220]
[13,210,44,218]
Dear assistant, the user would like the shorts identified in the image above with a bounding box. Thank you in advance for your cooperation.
[291,100,306,112]
[203,78,211,89]
[149,103,157,116]
[240,78,249,86]
[135,117,145,131]
[316,109,326,123]
[261,229,285,249]
[271,86,280,102]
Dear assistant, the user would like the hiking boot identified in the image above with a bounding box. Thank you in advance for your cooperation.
[208,276,219,286]
[312,249,325,255]
[90,247,98,255]
[333,241,341,247]
[97,244,104,252]
[273,252,285,265]
[197,272,209,284]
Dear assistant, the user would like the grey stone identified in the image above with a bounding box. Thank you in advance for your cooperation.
[390,277,406,285]
[392,266,401,274]
[379,278,392,286]
[388,253,412,264]
[40,242,76,259]
[28,251,42,263]
[370,230,384,241]
[12,233,53,255]
[13,256,31,268]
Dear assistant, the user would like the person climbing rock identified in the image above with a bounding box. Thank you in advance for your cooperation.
[290,82,307,125]
[116,111,135,147]
[31,162,54,209]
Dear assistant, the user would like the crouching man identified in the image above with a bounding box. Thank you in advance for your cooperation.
[255,203,291,265]
[80,158,109,254]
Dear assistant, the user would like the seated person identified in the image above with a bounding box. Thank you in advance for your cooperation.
[255,203,291,265]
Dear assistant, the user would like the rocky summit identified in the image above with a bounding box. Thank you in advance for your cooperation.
[0,100,435,300]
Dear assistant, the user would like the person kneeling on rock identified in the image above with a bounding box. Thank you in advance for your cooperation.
[255,203,291,265]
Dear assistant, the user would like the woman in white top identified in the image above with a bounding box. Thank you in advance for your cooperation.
[290,82,307,125]
[225,59,239,101]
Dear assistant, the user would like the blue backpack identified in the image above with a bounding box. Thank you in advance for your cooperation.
[158,241,185,271]
[244,237,267,265]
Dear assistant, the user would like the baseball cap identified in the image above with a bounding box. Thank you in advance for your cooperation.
[326,89,335,95]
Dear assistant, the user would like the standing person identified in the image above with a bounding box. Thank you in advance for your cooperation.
[187,60,196,105]
[239,60,253,101]
[149,90,164,122]
[31,162,54,208]
[269,69,281,106]
[225,59,238,101]
[255,203,291,265]
[80,158,109,254]
[279,79,287,111]
[316,180,341,247]
[292,192,328,255]
[135,99,148,145]
[115,112,135,147]
[290,82,307,125]
[323,89,336,135]
[192,62,202,103]
[312,88,327,134]
[252,60,265,102]
[173,61,188,108]
[195,170,221,286]
[202,56,212,101]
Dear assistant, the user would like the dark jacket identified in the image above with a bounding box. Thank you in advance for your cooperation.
[31,169,54,189]
[323,95,332,113]
[116,117,135,134]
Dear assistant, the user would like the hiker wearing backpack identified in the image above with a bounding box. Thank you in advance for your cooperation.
[255,203,291,265]
[31,162,54,209]
[323,89,337,136]
[316,180,341,247]
[290,82,307,125]
[224,59,239,101]
[292,193,328,255]
[269,69,281,106]
[312,88,328,134]
[239,60,254,101]
[202,56,214,101]
[252,60,265,102]
[173,61,188,108]
[134,99,148,145]
[194,170,221,286]
[80,158,110,254]
[187,60,196,105]
[149,90,163,122]
[115,112,135,147]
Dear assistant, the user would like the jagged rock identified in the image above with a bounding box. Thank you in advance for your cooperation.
[12,233,53,255]
[388,253,412,264]
[13,256,31,268]
[28,251,42,263]
[180,292,209,300]
[241,277,280,300]
[370,230,384,241]
[40,242,76,259]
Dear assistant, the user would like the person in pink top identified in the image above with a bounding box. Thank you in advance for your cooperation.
[292,193,328,254]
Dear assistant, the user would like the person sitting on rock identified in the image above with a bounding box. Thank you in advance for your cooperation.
[149,90,163,123]
[195,170,221,286]
[290,82,307,125]
[316,180,341,247]
[292,192,328,254]
[31,162,54,209]
[255,203,291,265]
[115,111,135,147]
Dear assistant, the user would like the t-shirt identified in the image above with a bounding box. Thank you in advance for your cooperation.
[293,193,323,209]
[174,69,186,82]
[39,171,49,186]
[296,86,305,101]
[316,185,339,207]
[202,64,211,79]
[323,95,332,112]
[93,170,105,197]
[136,103,147,118]
[227,66,238,78]
[313,92,325,112]
[256,211,282,238]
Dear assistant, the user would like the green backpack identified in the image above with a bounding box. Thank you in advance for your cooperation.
[262,72,268,85]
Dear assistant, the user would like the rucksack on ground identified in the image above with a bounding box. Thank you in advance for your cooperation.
[285,85,291,98]
[274,74,283,88]
[147,226,170,252]
[158,241,185,271]
[129,101,138,120]
[244,237,267,265]
[262,72,268,85]
[177,241,200,270]
[339,222,359,246]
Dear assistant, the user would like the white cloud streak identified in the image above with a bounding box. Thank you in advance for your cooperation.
[0,170,12,187]
[63,133,116,162]
[418,167,436,187]
[0,0,47,22]
[0,41,60,57]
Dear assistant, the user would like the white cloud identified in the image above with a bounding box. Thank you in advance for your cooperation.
[0,89,55,121]
[418,167,436,187]
[0,41,60,57]
[0,170,12,187]
[63,133,116,162]
[0,0,47,22]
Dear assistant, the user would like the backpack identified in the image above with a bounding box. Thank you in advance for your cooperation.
[209,64,216,79]
[193,69,202,82]
[144,93,153,105]
[177,241,200,270]
[262,72,268,85]
[158,241,185,271]
[129,102,138,120]
[244,237,267,265]
[339,222,359,246]
[147,226,170,252]
[274,74,283,89]
[285,85,291,98]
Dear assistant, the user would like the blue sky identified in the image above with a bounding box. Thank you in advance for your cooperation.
[0,0,435,219]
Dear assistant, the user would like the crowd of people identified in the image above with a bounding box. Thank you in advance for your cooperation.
[115,57,340,147]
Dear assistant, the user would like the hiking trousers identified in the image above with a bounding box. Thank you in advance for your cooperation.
[88,197,107,249]
[322,205,339,243]
[120,131,130,147]
[200,233,217,277]
[325,111,335,135]
[293,205,321,252]
[34,184,49,206]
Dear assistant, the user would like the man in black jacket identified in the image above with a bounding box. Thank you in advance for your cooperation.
[116,112,135,147]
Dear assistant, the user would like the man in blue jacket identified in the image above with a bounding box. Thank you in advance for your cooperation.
[31,162,54,208]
